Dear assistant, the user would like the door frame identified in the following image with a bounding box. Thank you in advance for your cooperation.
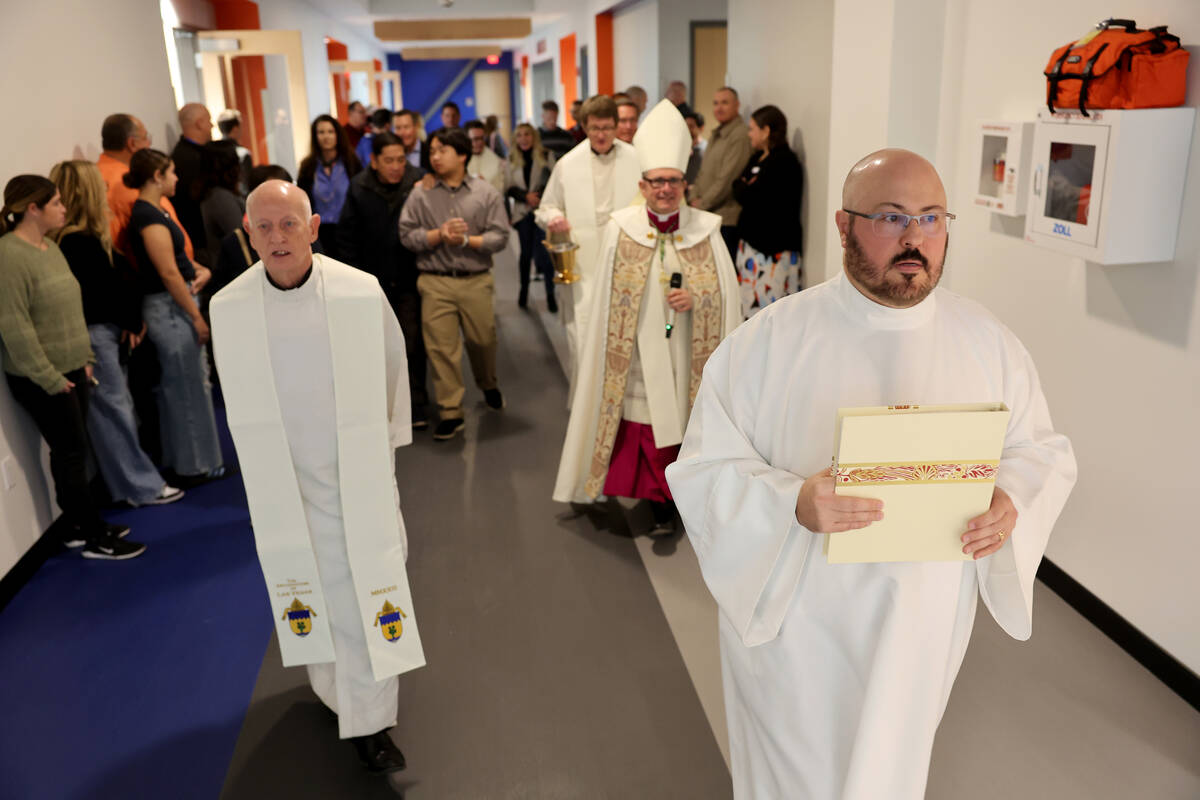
[197,29,309,168]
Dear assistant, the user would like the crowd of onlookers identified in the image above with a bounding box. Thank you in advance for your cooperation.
[0,78,805,561]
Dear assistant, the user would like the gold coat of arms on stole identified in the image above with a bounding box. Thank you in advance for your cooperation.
[374,600,408,642]
[282,597,317,636]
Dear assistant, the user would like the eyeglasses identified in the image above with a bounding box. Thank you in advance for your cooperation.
[843,209,955,238]
[644,176,684,189]
[586,124,615,134]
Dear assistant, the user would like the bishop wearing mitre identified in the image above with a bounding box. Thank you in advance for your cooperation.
[536,95,642,393]
[666,149,1077,798]
[553,100,741,535]
[210,180,424,776]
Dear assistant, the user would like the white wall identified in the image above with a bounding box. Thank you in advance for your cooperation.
[612,0,660,100]
[940,0,1200,674]
[0,0,180,575]
[656,0,727,103]
[727,0,834,280]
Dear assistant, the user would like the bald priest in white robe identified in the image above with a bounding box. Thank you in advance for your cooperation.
[536,94,642,393]
[666,149,1077,799]
[210,180,425,776]
[554,100,741,534]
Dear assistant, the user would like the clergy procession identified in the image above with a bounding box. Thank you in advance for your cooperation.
[1,75,1083,798]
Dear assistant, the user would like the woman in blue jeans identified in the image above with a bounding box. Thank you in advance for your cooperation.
[123,149,226,485]
[49,160,183,506]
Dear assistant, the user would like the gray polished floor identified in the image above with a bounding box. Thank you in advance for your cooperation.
[220,260,1199,798]
[220,263,731,799]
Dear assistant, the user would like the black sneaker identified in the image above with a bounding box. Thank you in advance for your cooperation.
[106,522,132,539]
[82,536,146,560]
[63,522,129,549]
[433,418,465,440]
[484,388,505,411]
[412,414,429,430]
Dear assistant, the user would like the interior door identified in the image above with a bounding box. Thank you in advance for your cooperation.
[196,29,310,175]
[1028,121,1110,248]
[691,23,727,120]
[473,70,512,140]
[531,60,555,118]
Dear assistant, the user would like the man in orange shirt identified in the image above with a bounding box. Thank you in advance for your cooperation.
[96,113,194,262]
[96,113,194,466]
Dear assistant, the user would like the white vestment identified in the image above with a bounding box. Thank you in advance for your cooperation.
[535,138,642,393]
[211,255,423,739]
[666,272,1077,798]
[468,147,505,194]
[553,205,741,503]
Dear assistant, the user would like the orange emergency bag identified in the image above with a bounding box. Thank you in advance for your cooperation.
[1044,18,1188,116]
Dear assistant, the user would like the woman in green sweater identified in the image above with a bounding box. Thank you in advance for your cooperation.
[0,175,144,559]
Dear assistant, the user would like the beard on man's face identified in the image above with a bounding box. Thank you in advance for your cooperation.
[844,220,947,307]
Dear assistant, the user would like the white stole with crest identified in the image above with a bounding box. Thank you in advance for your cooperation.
[211,256,425,681]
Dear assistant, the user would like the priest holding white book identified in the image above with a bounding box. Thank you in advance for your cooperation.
[210,180,424,776]
[666,149,1077,799]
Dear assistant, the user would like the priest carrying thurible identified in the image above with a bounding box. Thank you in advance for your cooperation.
[553,99,741,535]
[209,180,424,776]
[665,149,1078,798]
[536,95,643,399]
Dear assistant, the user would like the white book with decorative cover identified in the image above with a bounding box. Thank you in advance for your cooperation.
[825,403,1011,564]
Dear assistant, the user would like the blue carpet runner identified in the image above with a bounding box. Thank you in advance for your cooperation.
[0,410,270,800]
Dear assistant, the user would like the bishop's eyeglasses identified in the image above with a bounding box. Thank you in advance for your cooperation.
[843,209,956,238]
[644,176,685,189]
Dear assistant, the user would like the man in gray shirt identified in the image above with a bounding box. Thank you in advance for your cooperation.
[689,86,752,259]
[398,127,510,441]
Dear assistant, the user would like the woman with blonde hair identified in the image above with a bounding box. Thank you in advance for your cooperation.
[504,122,556,311]
[0,174,145,558]
[49,160,182,508]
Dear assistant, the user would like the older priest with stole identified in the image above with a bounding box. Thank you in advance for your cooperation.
[554,100,740,534]
[210,181,424,776]
[666,149,1077,798]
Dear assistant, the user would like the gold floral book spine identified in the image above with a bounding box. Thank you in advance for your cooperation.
[826,403,1011,564]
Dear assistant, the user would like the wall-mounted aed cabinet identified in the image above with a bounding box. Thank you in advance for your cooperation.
[973,121,1033,216]
[1024,107,1194,264]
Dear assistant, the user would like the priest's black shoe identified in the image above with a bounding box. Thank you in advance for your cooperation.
[350,729,406,775]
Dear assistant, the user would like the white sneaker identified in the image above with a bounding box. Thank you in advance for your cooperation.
[141,485,185,506]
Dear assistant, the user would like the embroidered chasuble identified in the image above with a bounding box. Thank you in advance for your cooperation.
[553,204,742,503]
[210,255,426,737]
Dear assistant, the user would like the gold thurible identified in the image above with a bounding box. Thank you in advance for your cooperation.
[543,228,581,284]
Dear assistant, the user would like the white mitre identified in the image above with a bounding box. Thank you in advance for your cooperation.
[633,99,691,174]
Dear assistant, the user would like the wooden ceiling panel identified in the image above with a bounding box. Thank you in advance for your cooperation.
[374,18,532,41]
[401,46,503,60]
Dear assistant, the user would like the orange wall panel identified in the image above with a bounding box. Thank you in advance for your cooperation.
[327,38,350,123]
[595,12,614,96]
[559,34,577,126]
